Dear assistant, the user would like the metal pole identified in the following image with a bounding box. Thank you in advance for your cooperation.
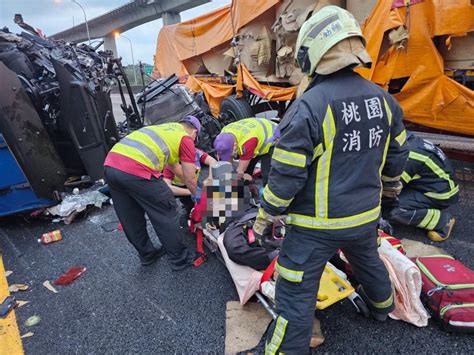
[120,34,137,86]
[71,0,91,45]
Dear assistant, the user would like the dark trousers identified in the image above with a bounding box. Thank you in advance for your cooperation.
[386,187,455,235]
[176,195,194,226]
[245,147,274,185]
[265,229,393,354]
[178,195,194,216]
[104,167,192,268]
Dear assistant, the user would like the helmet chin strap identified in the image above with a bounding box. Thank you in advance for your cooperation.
[297,46,311,74]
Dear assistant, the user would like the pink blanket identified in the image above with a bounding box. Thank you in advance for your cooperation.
[217,234,263,305]
[378,240,430,327]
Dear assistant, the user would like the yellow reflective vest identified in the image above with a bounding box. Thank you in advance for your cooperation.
[171,150,205,186]
[110,123,189,172]
[221,118,276,158]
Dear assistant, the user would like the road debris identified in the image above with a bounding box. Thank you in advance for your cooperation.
[42,281,58,294]
[24,315,41,327]
[54,267,87,286]
[8,284,29,292]
[21,332,34,339]
[0,296,17,318]
[5,270,12,277]
[38,230,63,245]
[15,300,29,308]
[46,190,109,218]
[101,221,119,232]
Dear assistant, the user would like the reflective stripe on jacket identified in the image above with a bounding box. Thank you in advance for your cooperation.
[261,70,409,237]
[401,134,459,201]
[221,118,277,157]
[110,123,188,172]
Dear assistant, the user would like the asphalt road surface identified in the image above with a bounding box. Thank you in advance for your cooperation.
[1,160,473,353]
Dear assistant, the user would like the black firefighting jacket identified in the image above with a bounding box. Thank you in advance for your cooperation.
[402,133,459,203]
[261,69,409,239]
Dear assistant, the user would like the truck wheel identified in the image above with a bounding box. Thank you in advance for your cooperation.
[220,96,254,123]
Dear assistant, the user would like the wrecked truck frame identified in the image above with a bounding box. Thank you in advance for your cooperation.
[0,17,138,216]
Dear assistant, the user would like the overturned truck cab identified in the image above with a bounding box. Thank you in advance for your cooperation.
[0,25,119,216]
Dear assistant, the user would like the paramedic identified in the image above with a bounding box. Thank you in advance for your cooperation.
[104,116,200,269]
[213,118,278,184]
[253,6,410,354]
[384,132,458,241]
[163,148,217,222]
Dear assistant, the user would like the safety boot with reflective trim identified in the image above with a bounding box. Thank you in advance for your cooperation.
[428,217,455,242]
[356,285,394,322]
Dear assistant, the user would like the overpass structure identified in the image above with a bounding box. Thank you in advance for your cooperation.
[52,0,211,56]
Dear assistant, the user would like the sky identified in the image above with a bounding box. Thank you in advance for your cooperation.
[0,0,231,65]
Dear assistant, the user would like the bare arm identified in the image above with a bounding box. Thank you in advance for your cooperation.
[204,155,217,168]
[236,159,251,179]
[182,161,198,196]
[164,178,192,196]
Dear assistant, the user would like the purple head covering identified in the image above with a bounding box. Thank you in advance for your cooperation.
[213,133,235,161]
[179,115,202,134]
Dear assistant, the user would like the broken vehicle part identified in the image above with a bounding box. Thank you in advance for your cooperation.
[52,58,109,181]
[0,61,66,213]
[136,75,222,153]
[0,16,136,215]
[53,266,87,286]
[0,296,17,319]
[110,58,142,130]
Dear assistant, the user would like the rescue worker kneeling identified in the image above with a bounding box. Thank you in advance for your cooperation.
[213,118,278,184]
[163,148,217,223]
[384,133,459,242]
[253,7,409,354]
[104,116,201,269]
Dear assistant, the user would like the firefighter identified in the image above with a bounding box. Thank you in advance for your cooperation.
[163,148,217,223]
[384,133,458,241]
[104,116,201,269]
[252,6,409,354]
[213,118,278,184]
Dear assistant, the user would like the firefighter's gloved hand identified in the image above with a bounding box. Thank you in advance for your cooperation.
[382,180,403,198]
[253,208,283,245]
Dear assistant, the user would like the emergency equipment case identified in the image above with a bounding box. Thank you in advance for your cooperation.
[415,255,474,332]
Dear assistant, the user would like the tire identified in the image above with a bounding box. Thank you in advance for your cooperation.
[352,296,371,318]
[220,95,254,123]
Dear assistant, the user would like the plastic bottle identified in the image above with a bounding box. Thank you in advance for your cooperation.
[38,230,62,244]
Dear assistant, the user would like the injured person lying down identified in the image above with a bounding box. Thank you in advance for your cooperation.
[188,161,281,270]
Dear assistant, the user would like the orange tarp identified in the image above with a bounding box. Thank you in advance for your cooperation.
[154,0,279,78]
[186,64,297,117]
[186,76,235,117]
[358,0,474,136]
[237,64,297,102]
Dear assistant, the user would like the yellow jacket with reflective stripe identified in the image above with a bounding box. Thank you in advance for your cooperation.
[221,118,276,158]
[110,123,189,172]
[171,150,205,186]
[261,70,409,238]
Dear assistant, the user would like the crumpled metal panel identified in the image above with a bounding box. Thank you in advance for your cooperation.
[0,62,66,199]
[52,59,108,181]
